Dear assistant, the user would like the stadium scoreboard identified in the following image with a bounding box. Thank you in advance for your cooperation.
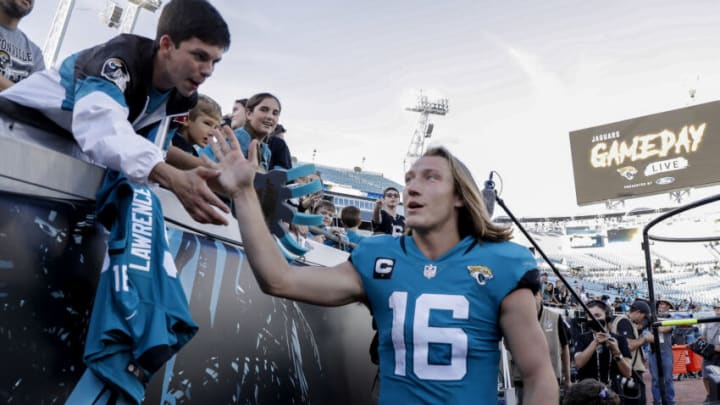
[569,100,720,205]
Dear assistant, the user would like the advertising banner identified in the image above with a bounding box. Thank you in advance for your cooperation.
[569,100,720,205]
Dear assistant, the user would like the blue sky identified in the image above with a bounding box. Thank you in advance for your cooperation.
[20,0,720,217]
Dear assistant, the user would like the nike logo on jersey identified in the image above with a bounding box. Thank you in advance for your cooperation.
[373,258,395,279]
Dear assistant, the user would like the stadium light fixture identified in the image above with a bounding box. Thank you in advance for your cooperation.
[128,0,162,12]
[101,2,124,28]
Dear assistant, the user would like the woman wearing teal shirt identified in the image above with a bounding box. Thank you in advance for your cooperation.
[204,92,281,171]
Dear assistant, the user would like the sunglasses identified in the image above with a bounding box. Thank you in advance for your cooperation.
[385,193,400,198]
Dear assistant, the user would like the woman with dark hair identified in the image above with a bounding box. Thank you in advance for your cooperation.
[233,92,281,171]
[543,282,555,302]
[203,92,281,171]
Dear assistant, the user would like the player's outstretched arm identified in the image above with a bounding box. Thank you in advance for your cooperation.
[212,133,365,306]
[500,288,558,404]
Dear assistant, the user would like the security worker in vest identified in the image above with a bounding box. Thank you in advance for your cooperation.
[511,289,571,404]
[610,299,652,405]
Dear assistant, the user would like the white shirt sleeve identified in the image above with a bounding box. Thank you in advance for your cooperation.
[72,90,164,184]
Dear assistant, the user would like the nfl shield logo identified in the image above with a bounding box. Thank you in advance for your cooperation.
[423,264,437,279]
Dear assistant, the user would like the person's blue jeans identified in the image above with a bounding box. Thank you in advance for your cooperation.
[648,349,675,404]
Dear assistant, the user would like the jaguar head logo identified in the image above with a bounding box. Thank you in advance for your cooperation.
[101,57,130,92]
[617,166,638,181]
[467,265,493,286]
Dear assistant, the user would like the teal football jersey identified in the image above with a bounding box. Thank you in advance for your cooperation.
[351,235,537,404]
[83,171,198,403]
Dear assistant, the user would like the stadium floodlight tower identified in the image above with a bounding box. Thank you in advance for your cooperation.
[119,0,162,34]
[43,0,163,67]
[403,92,449,172]
[42,0,75,68]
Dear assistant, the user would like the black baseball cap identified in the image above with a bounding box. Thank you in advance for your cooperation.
[630,300,651,317]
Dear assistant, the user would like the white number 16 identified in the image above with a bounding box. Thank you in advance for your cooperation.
[388,292,469,380]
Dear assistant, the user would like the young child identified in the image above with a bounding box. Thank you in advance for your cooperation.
[309,200,346,248]
[172,94,222,156]
[340,205,366,248]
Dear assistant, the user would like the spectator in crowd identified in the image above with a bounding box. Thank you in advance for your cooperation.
[294,171,324,213]
[0,0,44,90]
[230,98,247,129]
[203,92,279,171]
[211,141,559,403]
[543,281,555,303]
[601,294,613,309]
[574,301,632,389]
[570,284,584,306]
[647,299,675,405]
[609,299,651,405]
[309,199,346,248]
[563,379,620,405]
[237,93,279,171]
[267,123,292,169]
[1,0,232,225]
[511,289,571,404]
[701,303,720,402]
[372,187,404,236]
[555,281,570,305]
[540,271,549,288]
[340,205,366,247]
[201,93,282,171]
[171,93,221,157]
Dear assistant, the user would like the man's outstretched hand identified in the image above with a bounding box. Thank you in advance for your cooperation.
[173,166,230,225]
[210,128,259,198]
[149,160,230,226]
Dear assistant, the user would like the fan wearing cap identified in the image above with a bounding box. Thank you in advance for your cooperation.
[609,299,651,405]
[646,299,675,405]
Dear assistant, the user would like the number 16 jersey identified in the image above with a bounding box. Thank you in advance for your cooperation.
[351,235,537,404]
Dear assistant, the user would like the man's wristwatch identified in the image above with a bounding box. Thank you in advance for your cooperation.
[613,354,623,361]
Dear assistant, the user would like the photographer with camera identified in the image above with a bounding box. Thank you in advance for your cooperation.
[609,299,651,405]
[574,301,633,403]
[700,303,720,402]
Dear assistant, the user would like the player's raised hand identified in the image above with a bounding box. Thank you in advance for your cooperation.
[210,129,259,197]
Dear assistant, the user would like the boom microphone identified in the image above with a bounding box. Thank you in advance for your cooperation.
[482,172,496,217]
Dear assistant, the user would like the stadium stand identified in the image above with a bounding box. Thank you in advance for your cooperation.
[299,162,404,227]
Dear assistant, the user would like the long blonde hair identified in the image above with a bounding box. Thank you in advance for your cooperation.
[421,146,513,242]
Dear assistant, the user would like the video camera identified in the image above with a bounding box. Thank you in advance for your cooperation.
[572,310,609,334]
[587,318,607,333]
